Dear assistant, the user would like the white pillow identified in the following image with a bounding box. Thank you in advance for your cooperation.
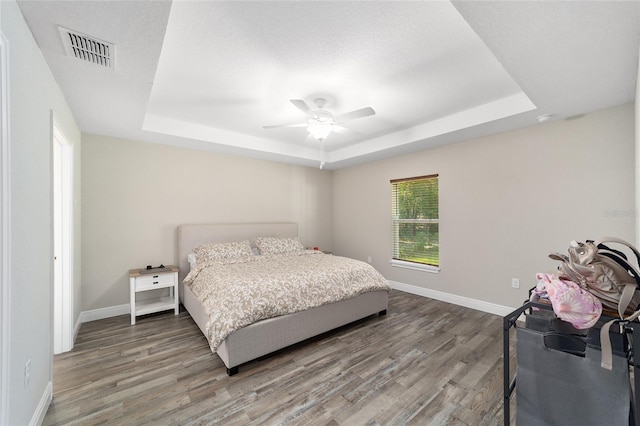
[187,253,197,269]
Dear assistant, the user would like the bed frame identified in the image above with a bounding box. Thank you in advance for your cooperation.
[177,222,389,376]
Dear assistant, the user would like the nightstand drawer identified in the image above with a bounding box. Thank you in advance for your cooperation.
[135,273,175,291]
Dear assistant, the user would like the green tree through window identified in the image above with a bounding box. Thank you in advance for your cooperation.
[391,175,439,267]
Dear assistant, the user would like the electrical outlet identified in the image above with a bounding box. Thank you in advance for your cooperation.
[512,278,520,289]
[24,359,31,387]
[367,256,372,264]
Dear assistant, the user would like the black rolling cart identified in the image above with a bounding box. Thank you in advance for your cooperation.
[503,301,640,426]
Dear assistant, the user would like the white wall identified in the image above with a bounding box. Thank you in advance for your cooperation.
[334,104,635,310]
[1,1,81,424]
[81,134,333,311]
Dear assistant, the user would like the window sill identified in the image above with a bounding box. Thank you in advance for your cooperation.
[390,259,440,274]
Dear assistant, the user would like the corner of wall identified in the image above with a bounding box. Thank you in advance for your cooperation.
[29,382,52,426]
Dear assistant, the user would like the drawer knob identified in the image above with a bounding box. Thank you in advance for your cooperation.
[153,281,159,284]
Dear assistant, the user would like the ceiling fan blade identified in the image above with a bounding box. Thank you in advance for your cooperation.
[262,122,307,129]
[290,99,317,118]
[334,106,375,123]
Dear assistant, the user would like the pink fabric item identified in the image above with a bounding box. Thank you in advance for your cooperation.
[532,273,602,329]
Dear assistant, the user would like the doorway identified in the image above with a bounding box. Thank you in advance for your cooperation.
[52,118,73,354]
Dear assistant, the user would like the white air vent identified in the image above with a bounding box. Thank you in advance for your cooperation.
[58,26,115,69]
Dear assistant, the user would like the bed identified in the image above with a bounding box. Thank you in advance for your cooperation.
[177,222,390,376]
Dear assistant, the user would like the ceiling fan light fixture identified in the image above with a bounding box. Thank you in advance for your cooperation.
[307,121,332,141]
[264,98,375,143]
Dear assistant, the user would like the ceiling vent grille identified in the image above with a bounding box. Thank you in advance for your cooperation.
[58,26,115,69]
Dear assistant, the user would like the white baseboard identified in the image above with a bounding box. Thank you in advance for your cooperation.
[30,381,52,426]
[79,285,515,325]
[389,281,515,316]
[79,303,130,323]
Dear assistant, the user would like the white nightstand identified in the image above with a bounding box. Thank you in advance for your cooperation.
[129,265,179,325]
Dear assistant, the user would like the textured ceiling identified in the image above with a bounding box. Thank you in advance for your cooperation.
[17,1,640,169]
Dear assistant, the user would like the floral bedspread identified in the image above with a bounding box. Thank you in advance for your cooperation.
[183,251,390,352]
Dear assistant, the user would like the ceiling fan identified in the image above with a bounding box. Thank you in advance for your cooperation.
[263,98,376,142]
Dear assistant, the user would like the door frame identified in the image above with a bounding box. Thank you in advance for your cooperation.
[51,114,74,354]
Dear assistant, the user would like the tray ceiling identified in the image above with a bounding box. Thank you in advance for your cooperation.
[17,1,640,169]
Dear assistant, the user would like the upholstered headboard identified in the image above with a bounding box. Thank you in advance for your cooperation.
[176,222,298,284]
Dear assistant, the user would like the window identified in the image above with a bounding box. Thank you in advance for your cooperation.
[391,174,439,272]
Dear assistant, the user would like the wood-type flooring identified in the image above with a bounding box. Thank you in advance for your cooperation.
[44,290,514,425]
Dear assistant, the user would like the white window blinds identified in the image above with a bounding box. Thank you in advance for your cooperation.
[391,174,439,267]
